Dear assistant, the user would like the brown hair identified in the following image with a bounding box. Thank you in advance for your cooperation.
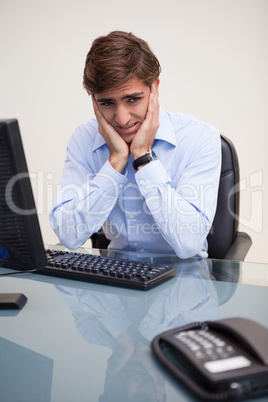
[83,31,161,95]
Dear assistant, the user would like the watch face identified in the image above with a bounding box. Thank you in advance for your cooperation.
[150,150,157,160]
[147,151,153,161]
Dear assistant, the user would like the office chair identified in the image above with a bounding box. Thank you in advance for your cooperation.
[207,134,252,260]
[91,135,252,261]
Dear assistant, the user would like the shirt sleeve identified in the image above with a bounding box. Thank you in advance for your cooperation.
[49,129,127,249]
[135,127,221,258]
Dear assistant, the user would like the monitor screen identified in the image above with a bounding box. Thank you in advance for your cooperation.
[0,119,47,269]
[0,336,53,402]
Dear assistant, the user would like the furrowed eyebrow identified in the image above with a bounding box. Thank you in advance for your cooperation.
[96,98,114,103]
[122,92,145,100]
[96,92,145,103]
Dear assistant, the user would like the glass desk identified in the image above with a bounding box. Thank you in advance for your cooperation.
[1,247,268,402]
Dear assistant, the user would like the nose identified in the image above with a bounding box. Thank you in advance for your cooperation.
[114,104,131,127]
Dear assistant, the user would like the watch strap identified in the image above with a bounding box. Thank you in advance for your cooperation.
[132,149,156,170]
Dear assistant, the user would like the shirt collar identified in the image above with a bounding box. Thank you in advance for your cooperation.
[92,120,106,151]
[155,107,176,146]
[92,107,176,151]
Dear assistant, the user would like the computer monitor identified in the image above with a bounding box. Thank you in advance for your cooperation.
[0,119,47,269]
[0,337,53,402]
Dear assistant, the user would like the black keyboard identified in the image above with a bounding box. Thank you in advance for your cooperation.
[40,249,177,290]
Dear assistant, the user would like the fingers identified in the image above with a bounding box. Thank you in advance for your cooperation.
[130,82,159,158]
[145,83,160,129]
[150,81,159,96]
[92,97,104,123]
[92,97,112,137]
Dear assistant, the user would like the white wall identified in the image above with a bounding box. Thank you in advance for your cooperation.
[1,0,267,263]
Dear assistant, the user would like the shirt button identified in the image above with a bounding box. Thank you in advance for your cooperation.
[133,243,138,246]
[140,249,144,253]
[119,184,123,189]
[128,182,133,187]
[139,180,144,185]
[129,214,134,219]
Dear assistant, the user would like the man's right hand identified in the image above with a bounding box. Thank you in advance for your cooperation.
[92,97,130,173]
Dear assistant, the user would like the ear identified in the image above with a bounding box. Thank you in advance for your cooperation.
[155,78,160,90]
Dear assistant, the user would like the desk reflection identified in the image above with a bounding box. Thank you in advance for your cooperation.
[55,258,237,402]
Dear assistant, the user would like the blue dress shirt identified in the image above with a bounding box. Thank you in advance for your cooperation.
[50,108,221,258]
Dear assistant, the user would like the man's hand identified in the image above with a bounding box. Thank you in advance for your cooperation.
[130,82,160,160]
[92,97,130,173]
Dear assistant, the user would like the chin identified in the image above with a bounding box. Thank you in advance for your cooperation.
[126,137,136,145]
[122,133,136,144]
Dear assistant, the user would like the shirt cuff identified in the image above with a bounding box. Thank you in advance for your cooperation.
[134,159,171,190]
[94,160,127,195]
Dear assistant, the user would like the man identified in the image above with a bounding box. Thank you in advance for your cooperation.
[50,31,221,258]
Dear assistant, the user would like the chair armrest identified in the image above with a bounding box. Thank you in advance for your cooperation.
[224,232,252,261]
[90,231,110,249]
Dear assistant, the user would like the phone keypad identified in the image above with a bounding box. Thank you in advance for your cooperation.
[175,329,236,361]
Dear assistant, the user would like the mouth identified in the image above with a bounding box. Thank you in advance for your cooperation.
[115,122,139,134]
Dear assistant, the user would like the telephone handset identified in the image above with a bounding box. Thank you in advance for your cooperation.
[152,318,268,401]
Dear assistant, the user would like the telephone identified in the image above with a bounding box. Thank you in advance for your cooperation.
[152,317,268,401]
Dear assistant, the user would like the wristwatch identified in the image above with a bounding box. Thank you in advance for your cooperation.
[132,149,157,171]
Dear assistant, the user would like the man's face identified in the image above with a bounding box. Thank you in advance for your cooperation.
[94,77,158,144]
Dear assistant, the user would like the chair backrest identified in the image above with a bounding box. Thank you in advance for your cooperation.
[207,135,240,259]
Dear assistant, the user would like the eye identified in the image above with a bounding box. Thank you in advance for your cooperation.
[100,101,114,107]
[128,97,142,103]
